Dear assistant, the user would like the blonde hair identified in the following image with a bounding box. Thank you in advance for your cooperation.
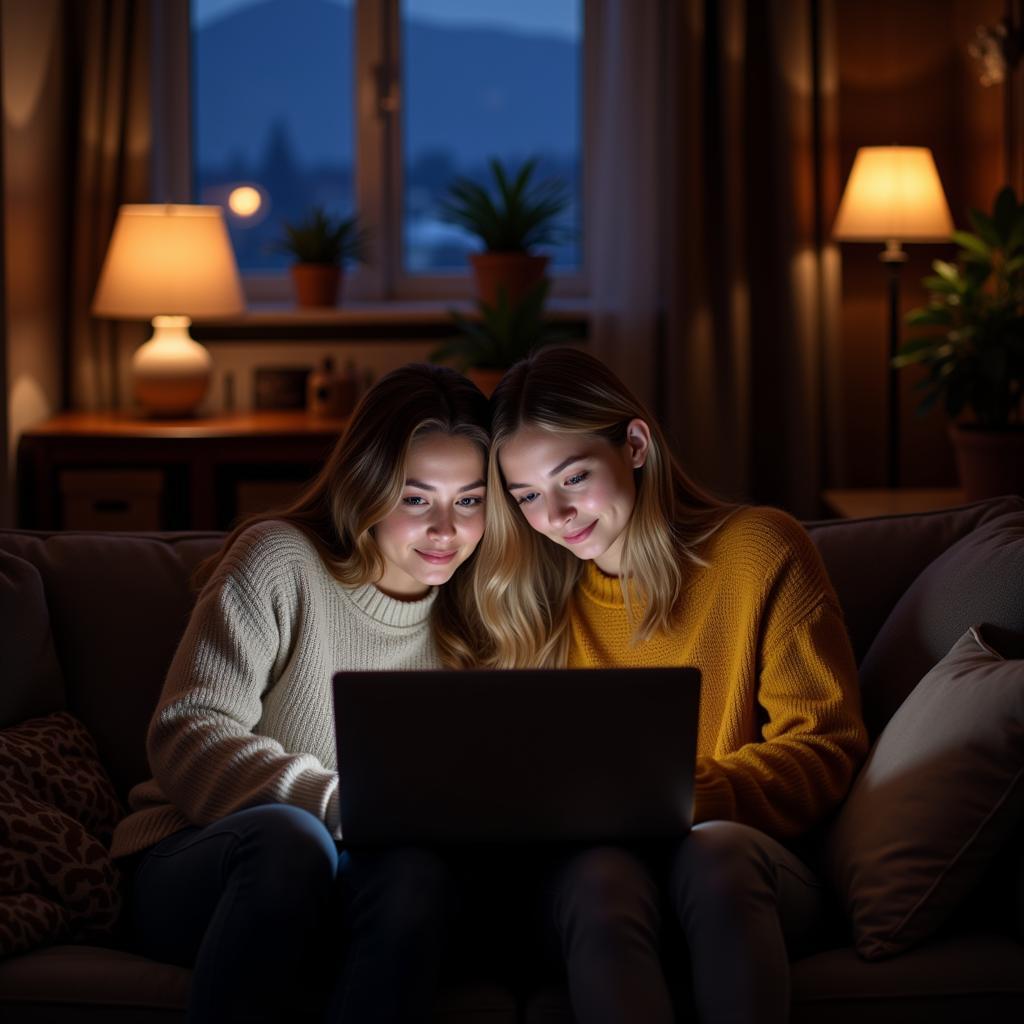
[197,363,491,668]
[471,348,734,668]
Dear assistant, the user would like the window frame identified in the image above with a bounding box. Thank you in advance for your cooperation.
[159,0,591,305]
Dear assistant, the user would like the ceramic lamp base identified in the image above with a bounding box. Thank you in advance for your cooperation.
[132,315,211,416]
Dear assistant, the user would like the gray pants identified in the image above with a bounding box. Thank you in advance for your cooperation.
[543,820,826,1024]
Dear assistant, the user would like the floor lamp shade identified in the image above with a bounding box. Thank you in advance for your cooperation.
[833,146,953,242]
[833,147,953,487]
[92,205,245,416]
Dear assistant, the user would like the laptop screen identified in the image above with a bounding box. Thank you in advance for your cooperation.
[333,666,700,845]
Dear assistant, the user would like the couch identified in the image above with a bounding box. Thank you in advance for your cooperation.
[1,495,1023,1023]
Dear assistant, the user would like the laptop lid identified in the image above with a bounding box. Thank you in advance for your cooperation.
[333,666,700,845]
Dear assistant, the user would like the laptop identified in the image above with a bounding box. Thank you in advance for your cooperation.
[332,666,701,845]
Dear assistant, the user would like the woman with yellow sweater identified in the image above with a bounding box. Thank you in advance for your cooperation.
[472,348,868,1024]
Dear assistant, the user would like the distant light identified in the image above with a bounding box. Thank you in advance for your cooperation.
[228,185,262,218]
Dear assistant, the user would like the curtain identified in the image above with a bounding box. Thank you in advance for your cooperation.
[663,0,840,515]
[0,9,8,522]
[586,0,667,412]
[66,0,152,411]
[590,0,839,515]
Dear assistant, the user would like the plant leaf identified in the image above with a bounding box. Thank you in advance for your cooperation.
[952,230,991,259]
[994,185,1018,241]
[969,207,1002,248]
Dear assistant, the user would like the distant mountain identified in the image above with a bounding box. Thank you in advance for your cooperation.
[194,0,580,171]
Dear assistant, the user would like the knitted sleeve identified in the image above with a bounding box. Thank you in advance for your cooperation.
[693,515,869,839]
[145,528,340,833]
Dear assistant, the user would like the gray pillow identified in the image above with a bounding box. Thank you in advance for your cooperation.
[826,625,1024,961]
[858,511,1024,736]
[0,551,65,727]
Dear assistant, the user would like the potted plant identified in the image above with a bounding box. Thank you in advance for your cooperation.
[430,280,571,396]
[897,185,1024,499]
[440,157,569,307]
[278,206,369,308]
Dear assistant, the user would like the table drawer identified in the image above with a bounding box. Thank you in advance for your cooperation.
[59,470,164,530]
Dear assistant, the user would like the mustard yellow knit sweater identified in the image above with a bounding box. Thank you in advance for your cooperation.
[568,506,868,840]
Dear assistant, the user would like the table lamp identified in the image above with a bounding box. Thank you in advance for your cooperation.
[91,204,245,416]
[833,146,953,487]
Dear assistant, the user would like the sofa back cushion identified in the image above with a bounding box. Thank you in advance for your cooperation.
[806,495,1024,667]
[855,509,1024,736]
[0,531,224,802]
[2,496,1022,803]
[0,551,65,728]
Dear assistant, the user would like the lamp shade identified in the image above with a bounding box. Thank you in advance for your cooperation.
[92,204,245,318]
[833,147,954,243]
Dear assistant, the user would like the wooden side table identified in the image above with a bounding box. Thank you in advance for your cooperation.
[17,411,349,531]
[821,487,966,520]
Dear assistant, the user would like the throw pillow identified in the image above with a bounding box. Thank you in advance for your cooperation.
[0,712,125,958]
[826,625,1024,961]
[857,510,1024,736]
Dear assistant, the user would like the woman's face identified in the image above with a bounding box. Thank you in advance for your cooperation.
[373,432,487,599]
[498,420,650,576]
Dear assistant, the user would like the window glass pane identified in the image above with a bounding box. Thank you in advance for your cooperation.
[401,0,583,273]
[192,0,355,272]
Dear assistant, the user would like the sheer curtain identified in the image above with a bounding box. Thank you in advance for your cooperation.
[588,0,839,515]
[585,0,668,410]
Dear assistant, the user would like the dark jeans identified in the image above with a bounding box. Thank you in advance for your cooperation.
[540,821,828,1024]
[129,805,457,1023]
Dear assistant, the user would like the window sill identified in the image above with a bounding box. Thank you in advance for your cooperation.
[191,298,591,342]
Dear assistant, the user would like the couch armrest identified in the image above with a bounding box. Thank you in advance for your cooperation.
[1015,845,1024,942]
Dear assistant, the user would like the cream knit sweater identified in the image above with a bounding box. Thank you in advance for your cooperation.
[111,521,440,858]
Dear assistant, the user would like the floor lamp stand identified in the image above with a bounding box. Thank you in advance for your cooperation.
[880,240,908,489]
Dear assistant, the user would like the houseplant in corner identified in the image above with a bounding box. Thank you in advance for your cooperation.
[278,206,369,308]
[431,280,572,396]
[440,157,569,306]
[897,185,1024,499]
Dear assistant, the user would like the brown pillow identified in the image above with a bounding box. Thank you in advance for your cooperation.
[0,712,125,958]
[826,626,1024,961]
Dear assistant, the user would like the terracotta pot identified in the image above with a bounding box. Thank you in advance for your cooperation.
[948,423,1024,500]
[466,367,506,398]
[291,264,342,307]
[469,252,549,307]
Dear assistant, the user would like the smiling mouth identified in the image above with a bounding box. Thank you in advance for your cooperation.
[563,521,597,544]
[415,549,458,565]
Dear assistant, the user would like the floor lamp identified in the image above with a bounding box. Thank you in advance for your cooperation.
[833,147,953,488]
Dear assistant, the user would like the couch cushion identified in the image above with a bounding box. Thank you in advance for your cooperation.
[805,495,1024,667]
[856,508,1024,734]
[524,931,1024,1024]
[0,944,189,1022]
[789,931,1024,1024]
[0,944,518,1024]
[825,626,1024,962]
[0,712,125,958]
[0,531,224,801]
[0,551,64,729]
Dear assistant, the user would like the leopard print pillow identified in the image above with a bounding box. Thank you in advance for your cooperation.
[0,711,125,958]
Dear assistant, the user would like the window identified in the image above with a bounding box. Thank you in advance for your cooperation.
[191,0,356,274]
[184,0,586,304]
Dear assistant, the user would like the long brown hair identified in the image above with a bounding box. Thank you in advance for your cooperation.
[197,363,491,668]
[471,347,734,667]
